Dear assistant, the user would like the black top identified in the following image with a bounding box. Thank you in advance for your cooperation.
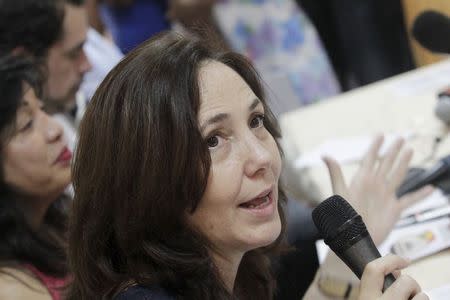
[114,285,175,300]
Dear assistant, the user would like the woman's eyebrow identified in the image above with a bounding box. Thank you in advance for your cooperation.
[200,113,229,132]
[249,98,262,111]
[200,98,262,132]
[19,100,29,107]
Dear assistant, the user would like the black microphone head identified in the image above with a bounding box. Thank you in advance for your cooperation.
[312,195,368,253]
[412,10,450,53]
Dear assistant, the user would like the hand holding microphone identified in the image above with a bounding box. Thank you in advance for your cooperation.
[359,255,428,300]
[313,195,428,300]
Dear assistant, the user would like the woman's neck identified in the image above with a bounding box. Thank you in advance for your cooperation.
[211,250,243,293]
[16,193,56,230]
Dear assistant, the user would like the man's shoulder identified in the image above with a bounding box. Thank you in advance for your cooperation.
[114,285,175,300]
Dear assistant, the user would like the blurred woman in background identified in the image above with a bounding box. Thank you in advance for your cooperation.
[0,56,72,300]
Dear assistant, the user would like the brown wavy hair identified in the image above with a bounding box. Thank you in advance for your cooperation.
[67,31,287,300]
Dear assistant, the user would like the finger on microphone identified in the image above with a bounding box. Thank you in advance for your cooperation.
[382,274,422,299]
[359,254,410,297]
[392,270,402,279]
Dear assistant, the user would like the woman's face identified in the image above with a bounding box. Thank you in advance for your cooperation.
[2,84,72,199]
[188,61,282,257]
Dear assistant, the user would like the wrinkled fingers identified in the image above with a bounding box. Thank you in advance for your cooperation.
[359,254,410,298]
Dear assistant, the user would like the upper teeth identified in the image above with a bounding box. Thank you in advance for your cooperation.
[247,195,269,208]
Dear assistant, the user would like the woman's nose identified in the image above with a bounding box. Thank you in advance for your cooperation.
[45,114,64,143]
[78,49,92,75]
[241,134,272,177]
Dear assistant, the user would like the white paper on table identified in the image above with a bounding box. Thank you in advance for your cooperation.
[294,133,414,169]
[401,189,449,218]
[387,59,450,98]
[379,218,450,261]
[426,284,450,300]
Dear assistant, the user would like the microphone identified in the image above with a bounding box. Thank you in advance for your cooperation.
[412,10,450,53]
[312,195,396,291]
[397,154,450,197]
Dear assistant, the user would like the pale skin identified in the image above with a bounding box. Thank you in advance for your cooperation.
[0,268,52,300]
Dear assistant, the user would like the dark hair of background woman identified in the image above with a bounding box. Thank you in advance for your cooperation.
[0,0,64,58]
[67,31,287,300]
[0,55,69,277]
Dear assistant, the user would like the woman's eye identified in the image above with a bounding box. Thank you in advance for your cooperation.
[39,103,46,111]
[206,135,219,148]
[20,120,33,132]
[250,114,265,128]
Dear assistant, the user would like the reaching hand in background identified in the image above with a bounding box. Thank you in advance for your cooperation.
[323,135,434,245]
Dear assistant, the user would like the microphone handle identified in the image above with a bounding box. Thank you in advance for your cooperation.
[336,235,396,292]
[397,160,447,197]
[383,273,396,292]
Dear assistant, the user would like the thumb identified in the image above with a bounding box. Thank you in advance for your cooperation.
[323,156,348,197]
[359,255,410,299]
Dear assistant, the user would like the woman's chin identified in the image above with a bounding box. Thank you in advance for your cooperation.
[245,217,282,251]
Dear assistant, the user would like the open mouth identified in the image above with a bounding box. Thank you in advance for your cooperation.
[239,191,272,210]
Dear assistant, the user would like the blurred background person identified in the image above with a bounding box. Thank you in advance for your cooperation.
[0,0,91,117]
[213,0,341,116]
[86,0,217,53]
[297,0,415,90]
[0,0,122,149]
[0,55,72,299]
[0,0,91,149]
